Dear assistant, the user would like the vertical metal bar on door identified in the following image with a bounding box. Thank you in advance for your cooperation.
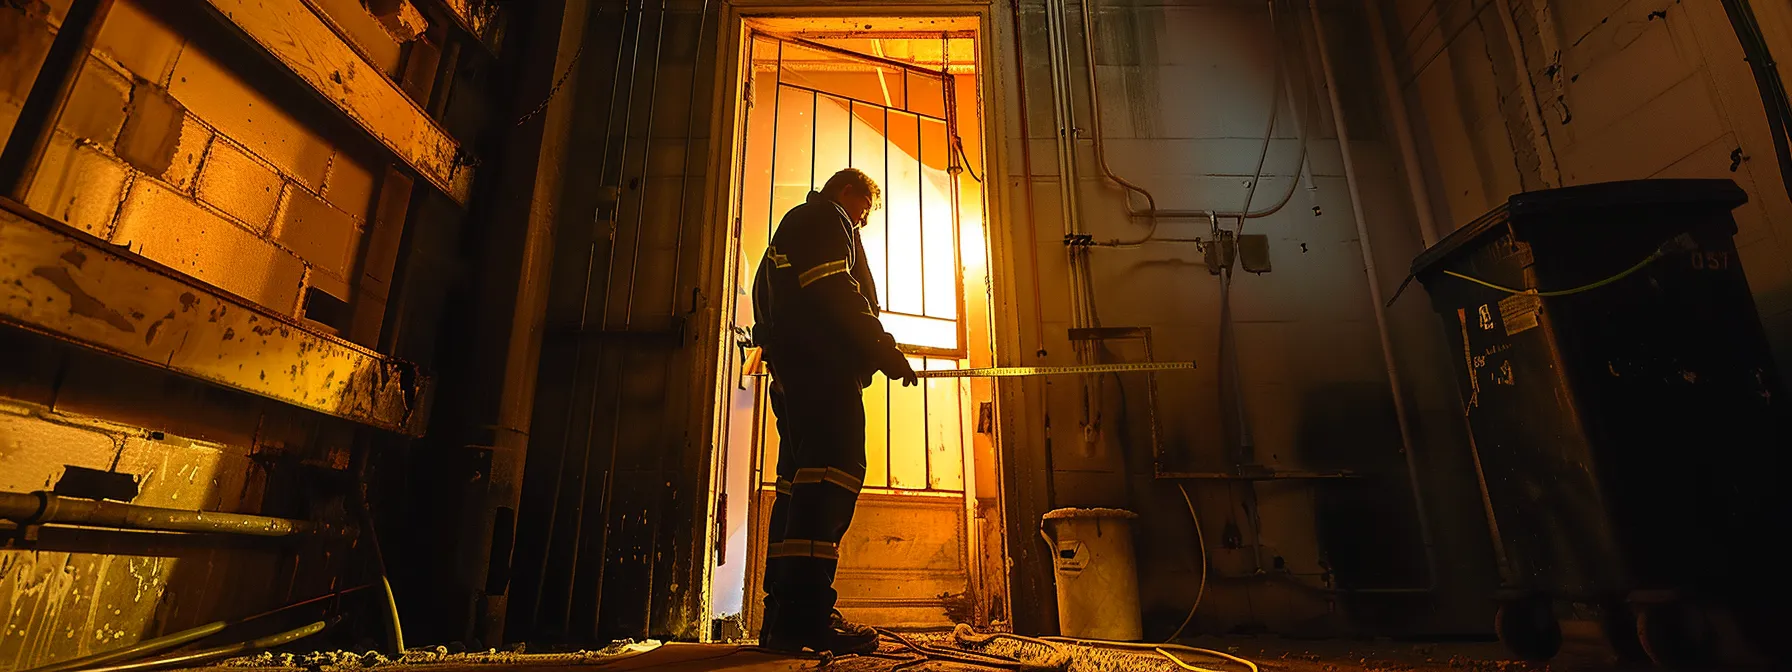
[917,109,929,488]
[883,105,893,487]
[810,91,818,190]
[767,41,783,253]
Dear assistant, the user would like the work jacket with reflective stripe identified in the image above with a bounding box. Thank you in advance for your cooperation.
[752,191,902,384]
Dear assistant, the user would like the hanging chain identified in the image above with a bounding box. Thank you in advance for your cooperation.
[515,40,588,127]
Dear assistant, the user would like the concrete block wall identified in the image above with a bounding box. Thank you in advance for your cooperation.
[0,0,452,663]
[509,0,1492,640]
[0,326,360,671]
[991,0,1490,638]
[3,0,408,326]
[1394,0,1792,368]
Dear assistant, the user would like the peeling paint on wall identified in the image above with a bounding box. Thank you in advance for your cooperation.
[0,400,339,672]
[1,203,429,435]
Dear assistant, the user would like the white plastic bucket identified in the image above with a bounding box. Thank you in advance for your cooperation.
[1041,507,1143,641]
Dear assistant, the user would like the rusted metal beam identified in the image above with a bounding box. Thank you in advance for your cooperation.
[195,0,473,205]
[0,198,432,435]
[0,0,117,200]
[423,0,501,53]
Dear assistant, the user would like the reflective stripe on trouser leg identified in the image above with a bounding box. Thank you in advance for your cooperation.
[761,375,799,621]
[759,360,867,632]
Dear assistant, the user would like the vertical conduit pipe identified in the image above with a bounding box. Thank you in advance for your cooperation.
[604,0,671,637]
[1010,0,1059,513]
[1307,1,1439,591]
[1042,0,1096,433]
[1008,0,1049,359]
[532,0,644,632]
[1365,0,1443,248]
[583,0,664,635]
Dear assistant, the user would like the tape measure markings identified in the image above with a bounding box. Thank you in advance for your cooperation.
[913,361,1195,378]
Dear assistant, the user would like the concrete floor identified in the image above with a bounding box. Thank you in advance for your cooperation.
[190,629,1667,672]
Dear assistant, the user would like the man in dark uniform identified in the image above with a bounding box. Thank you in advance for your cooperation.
[752,168,918,654]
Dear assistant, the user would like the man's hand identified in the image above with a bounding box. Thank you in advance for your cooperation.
[881,351,919,387]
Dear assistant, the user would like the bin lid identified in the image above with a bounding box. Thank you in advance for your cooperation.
[1410,179,1748,280]
[1042,507,1138,520]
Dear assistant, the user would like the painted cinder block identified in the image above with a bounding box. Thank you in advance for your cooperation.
[59,58,131,145]
[93,0,183,85]
[196,138,286,230]
[112,179,306,313]
[273,185,360,278]
[162,114,214,191]
[24,132,129,236]
[168,47,334,189]
[322,151,380,220]
[116,80,186,177]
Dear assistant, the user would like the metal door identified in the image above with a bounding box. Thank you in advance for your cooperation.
[717,33,985,631]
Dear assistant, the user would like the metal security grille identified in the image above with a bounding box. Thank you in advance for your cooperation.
[735,33,976,493]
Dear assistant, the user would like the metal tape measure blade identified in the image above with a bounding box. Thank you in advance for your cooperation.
[913,361,1195,378]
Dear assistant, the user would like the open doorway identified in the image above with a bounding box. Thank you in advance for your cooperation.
[708,18,1002,636]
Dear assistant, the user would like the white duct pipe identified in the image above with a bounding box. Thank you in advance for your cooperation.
[1365,0,1443,248]
[1043,0,1085,320]
[1308,1,1439,590]
[1044,0,1103,437]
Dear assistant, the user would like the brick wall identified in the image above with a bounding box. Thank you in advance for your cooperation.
[1395,0,1792,368]
[0,0,453,664]
[1,0,423,330]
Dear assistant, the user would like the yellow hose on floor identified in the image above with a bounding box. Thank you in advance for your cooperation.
[951,624,1260,672]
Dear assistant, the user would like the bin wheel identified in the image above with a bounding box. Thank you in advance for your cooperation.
[1495,598,1562,662]
[1597,601,1649,665]
[1636,601,1717,667]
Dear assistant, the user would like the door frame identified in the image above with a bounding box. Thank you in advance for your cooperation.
[689,0,1028,639]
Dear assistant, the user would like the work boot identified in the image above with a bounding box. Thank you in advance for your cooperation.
[760,611,879,655]
[831,609,876,638]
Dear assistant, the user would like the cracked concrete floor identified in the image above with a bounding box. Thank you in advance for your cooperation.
[182,625,1696,672]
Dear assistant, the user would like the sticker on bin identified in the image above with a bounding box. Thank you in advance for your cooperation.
[1055,541,1088,577]
[1499,292,1542,336]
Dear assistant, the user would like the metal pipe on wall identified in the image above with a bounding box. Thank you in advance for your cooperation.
[1081,0,1314,247]
[433,0,596,644]
[528,0,643,634]
[1008,0,1050,359]
[0,491,347,538]
[665,0,715,322]
[1075,0,1158,219]
[611,0,673,637]
[1043,0,1100,437]
[0,0,116,199]
[583,0,667,634]
[1043,0,1087,329]
[1365,0,1443,248]
[1009,0,1059,519]
[1307,2,1439,591]
[533,0,651,635]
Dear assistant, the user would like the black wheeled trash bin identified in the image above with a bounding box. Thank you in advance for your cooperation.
[1410,179,1789,667]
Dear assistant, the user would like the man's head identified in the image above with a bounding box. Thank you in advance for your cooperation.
[821,168,881,227]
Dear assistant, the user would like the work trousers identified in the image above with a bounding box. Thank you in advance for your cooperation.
[760,357,867,632]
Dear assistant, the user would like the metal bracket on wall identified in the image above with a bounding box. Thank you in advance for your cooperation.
[1066,327,1168,476]
[0,522,43,549]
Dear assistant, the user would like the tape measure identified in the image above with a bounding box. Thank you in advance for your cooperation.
[914,361,1195,378]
